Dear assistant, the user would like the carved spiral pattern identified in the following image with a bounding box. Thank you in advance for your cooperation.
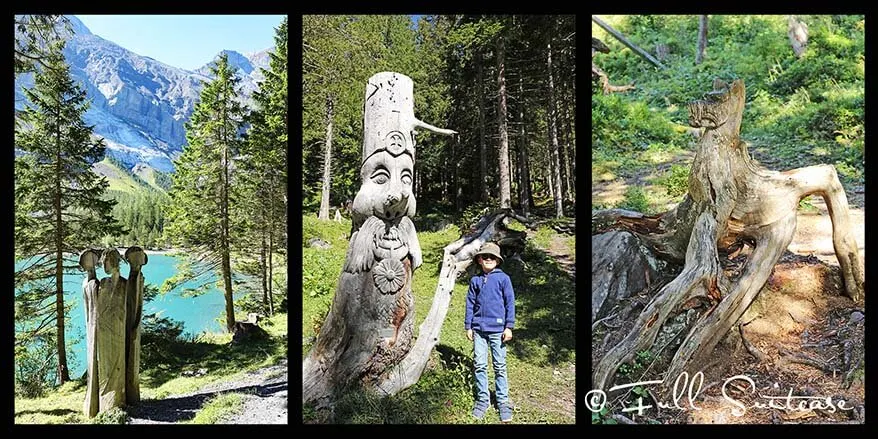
[373,259,406,294]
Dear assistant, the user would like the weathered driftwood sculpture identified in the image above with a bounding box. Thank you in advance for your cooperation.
[302,72,456,407]
[81,246,148,417]
[81,249,102,418]
[591,79,864,392]
[123,246,147,404]
[96,248,128,411]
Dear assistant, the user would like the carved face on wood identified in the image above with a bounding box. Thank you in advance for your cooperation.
[352,149,416,223]
[688,79,746,132]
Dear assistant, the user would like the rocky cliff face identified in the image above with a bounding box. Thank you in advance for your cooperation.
[14,15,271,173]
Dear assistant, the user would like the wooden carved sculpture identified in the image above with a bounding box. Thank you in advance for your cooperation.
[303,72,456,407]
[81,246,147,417]
[95,248,128,411]
[591,79,864,392]
[123,246,147,404]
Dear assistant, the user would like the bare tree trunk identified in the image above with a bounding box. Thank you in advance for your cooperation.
[54,124,69,384]
[591,79,864,393]
[788,15,809,58]
[260,228,268,311]
[318,95,333,220]
[517,76,532,216]
[267,181,275,316]
[592,15,666,69]
[561,96,573,204]
[547,38,564,218]
[695,15,708,65]
[477,50,489,202]
[496,38,512,209]
[221,135,235,332]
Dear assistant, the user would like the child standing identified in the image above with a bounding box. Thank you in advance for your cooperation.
[465,242,516,423]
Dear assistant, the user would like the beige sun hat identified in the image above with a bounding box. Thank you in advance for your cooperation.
[474,242,504,265]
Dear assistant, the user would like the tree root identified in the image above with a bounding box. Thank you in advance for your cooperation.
[592,79,864,393]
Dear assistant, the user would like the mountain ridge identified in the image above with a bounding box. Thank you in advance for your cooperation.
[15,15,272,175]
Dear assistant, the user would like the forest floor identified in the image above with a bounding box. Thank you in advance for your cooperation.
[591,146,866,424]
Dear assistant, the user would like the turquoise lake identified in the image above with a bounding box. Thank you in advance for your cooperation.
[15,253,242,378]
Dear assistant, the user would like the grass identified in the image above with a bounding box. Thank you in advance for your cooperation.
[302,215,576,424]
[14,312,287,424]
[592,15,864,210]
[187,393,245,424]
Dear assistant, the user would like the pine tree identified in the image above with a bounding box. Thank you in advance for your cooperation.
[15,41,123,386]
[241,17,287,316]
[164,53,247,332]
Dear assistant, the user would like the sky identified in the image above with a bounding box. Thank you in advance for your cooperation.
[75,15,286,71]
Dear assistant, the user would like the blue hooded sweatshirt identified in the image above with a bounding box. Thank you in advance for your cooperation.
[464,268,515,333]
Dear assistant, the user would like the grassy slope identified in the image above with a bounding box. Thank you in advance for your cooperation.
[592,15,865,212]
[302,215,576,424]
[93,158,165,194]
[14,312,287,424]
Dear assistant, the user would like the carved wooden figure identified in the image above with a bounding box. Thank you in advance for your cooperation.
[303,72,456,407]
[80,249,102,418]
[96,248,127,412]
[123,246,147,405]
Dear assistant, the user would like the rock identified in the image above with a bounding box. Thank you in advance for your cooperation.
[308,238,331,249]
[849,311,864,324]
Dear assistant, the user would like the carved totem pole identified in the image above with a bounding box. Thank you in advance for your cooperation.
[303,72,456,406]
[80,246,148,417]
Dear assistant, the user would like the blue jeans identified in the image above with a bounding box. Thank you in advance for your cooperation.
[473,330,509,405]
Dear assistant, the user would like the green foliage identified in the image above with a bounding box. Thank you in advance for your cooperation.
[15,39,124,388]
[592,92,681,151]
[139,313,187,370]
[592,406,617,424]
[617,186,650,213]
[593,15,864,192]
[657,164,690,198]
[107,188,169,248]
[164,53,248,330]
[91,407,130,424]
[303,250,345,298]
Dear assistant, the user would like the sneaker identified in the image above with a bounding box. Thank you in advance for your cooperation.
[472,400,489,420]
[498,403,513,423]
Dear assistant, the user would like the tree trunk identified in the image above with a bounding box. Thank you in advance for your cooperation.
[592,15,666,69]
[221,140,235,332]
[303,72,456,408]
[54,120,69,385]
[695,15,708,65]
[260,227,268,311]
[591,79,864,393]
[267,184,275,316]
[788,15,809,58]
[496,37,512,209]
[516,76,532,216]
[477,50,489,203]
[318,95,333,220]
[547,39,564,218]
[561,96,573,204]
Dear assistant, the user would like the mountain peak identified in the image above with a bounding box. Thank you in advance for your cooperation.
[65,15,92,37]
[218,50,253,74]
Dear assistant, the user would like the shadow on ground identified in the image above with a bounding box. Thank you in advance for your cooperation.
[127,381,287,423]
[502,243,575,366]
